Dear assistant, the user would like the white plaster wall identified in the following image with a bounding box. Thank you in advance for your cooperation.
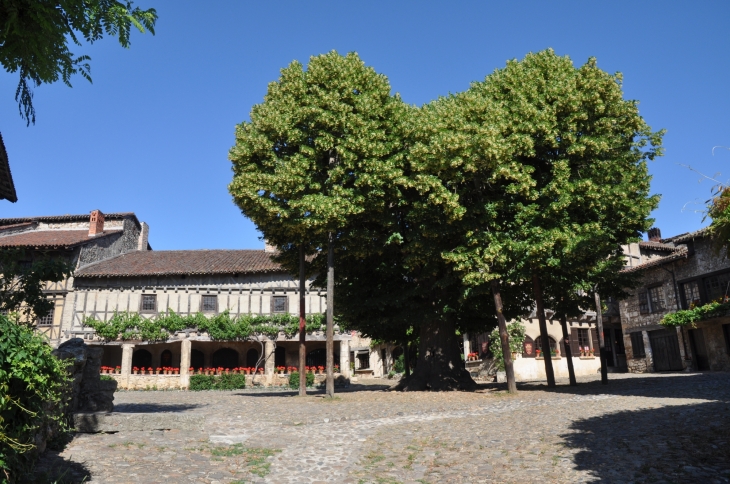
[512,356,601,381]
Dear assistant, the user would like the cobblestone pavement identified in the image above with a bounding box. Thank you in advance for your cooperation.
[34,372,730,483]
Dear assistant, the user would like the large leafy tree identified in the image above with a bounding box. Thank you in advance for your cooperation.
[0,0,157,125]
[436,50,662,387]
[229,51,405,396]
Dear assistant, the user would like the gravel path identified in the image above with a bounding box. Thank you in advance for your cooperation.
[34,372,730,483]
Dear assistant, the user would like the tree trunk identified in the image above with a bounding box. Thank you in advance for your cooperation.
[491,280,517,393]
[393,319,476,391]
[325,232,335,397]
[594,292,608,385]
[532,271,555,387]
[559,314,577,386]
[298,246,307,396]
[404,340,410,378]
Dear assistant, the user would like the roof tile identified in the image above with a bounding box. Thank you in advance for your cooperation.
[0,229,121,248]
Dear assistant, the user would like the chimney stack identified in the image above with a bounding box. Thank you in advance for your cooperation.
[137,222,149,250]
[264,240,277,253]
[648,227,662,242]
[89,210,105,236]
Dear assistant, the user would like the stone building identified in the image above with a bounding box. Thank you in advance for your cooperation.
[619,227,730,373]
[0,210,147,339]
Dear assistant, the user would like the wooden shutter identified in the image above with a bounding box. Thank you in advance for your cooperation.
[523,335,535,358]
[569,328,580,356]
[559,338,566,356]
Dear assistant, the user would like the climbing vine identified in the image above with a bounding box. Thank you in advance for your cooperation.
[661,300,730,328]
[82,310,326,342]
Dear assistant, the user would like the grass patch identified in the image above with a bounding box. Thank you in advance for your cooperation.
[209,444,280,477]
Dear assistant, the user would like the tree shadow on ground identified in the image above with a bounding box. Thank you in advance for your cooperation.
[113,402,205,413]
[30,451,91,484]
[560,400,730,483]
[492,372,730,401]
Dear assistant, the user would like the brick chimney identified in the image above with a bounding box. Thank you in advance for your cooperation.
[648,227,662,242]
[137,222,149,250]
[89,210,105,236]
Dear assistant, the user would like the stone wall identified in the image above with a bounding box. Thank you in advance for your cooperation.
[108,372,349,390]
[77,218,141,267]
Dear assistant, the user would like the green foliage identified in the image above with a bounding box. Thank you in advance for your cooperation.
[82,310,325,342]
[189,374,247,391]
[99,375,114,382]
[0,315,71,482]
[287,371,314,390]
[708,187,730,257]
[393,354,405,373]
[489,322,526,371]
[661,300,730,328]
[0,248,72,324]
[0,0,157,124]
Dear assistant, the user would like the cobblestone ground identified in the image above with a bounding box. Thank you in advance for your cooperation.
[34,372,730,483]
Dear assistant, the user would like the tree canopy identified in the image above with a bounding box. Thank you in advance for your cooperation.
[0,0,157,125]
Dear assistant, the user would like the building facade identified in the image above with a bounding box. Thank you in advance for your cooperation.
[619,228,730,373]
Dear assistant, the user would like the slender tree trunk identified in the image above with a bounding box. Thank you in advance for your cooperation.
[491,280,517,393]
[298,246,307,396]
[404,340,411,378]
[393,319,476,391]
[594,292,608,385]
[532,271,555,387]
[559,314,577,386]
[325,232,335,397]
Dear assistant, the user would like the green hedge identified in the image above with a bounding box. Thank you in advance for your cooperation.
[189,373,247,391]
[661,300,730,328]
[0,315,70,483]
[288,371,315,390]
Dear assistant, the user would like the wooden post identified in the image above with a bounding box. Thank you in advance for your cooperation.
[559,315,577,386]
[594,292,608,385]
[491,280,517,393]
[298,246,307,396]
[325,232,335,397]
[532,271,555,387]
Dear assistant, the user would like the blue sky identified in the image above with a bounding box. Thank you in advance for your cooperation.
[1,1,728,249]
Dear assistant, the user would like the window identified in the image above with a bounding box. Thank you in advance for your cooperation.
[576,328,590,349]
[357,352,370,369]
[534,336,557,354]
[201,295,217,313]
[630,332,646,358]
[37,306,54,326]
[723,324,730,356]
[140,294,157,312]
[682,281,701,308]
[639,286,666,314]
[704,272,730,303]
[648,286,665,312]
[272,296,288,313]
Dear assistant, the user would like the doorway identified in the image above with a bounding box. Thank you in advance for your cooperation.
[649,329,683,371]
[688,328,710,371]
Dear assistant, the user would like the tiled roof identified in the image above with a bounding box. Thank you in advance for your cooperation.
[0,212,141,229]
[638,241,682,252]
[0,229,121,248]
[621,247,689,273]
[664,227,711,244]
[0,132,17,203]
[74,250,284,277]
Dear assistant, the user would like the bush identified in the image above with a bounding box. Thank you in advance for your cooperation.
[0,315,70,482]
[189,373,246,391]
[393,354,405,373]
[488,322,526,371]
[288,371,315,389]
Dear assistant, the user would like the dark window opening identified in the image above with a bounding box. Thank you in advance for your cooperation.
[37,306,54,326]
[535,336,558,354]
[141,294,157,312]
[723,324,730,356]
[630,332,646,358]
[704,272,730,303]
[638,291,650,314]
[246,348,259,368]
[576,328,590,350]
[160,349,172,367]
[201,295,217,312]
[272,296,288,313]
[682,281,701,309]
[356,352,370,369]
[191,349,204,370]
[212,348,239,369]
[132,349,152,368]
[648,286,666,312]
[275,346,286,367]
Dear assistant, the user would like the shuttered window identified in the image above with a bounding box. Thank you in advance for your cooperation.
[630,332,646,358]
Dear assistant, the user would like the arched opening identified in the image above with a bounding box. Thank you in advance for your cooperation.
[534,336,558,355]
[522,335,535,358]
[246,348,259,368]
[191,349,204,370]
[306,349,339,368]
[391,346,404,373]
[160,349,172,367]
[132,349,152,369]
[274,346,286,367]
[212,348,239,369]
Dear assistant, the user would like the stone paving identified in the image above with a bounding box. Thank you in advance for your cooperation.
[34,372,730,483]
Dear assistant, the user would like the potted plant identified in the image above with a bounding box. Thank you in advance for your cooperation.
[536,349,541,358]
[589,348,595,356]
[155,367,161,375]
[243,367,250,375]
[133,366,139,375]
[318,365,325,374]
[115,366,121,374]
[334,364,339,373]
[173,368,180,375]
[258,367,264,374]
